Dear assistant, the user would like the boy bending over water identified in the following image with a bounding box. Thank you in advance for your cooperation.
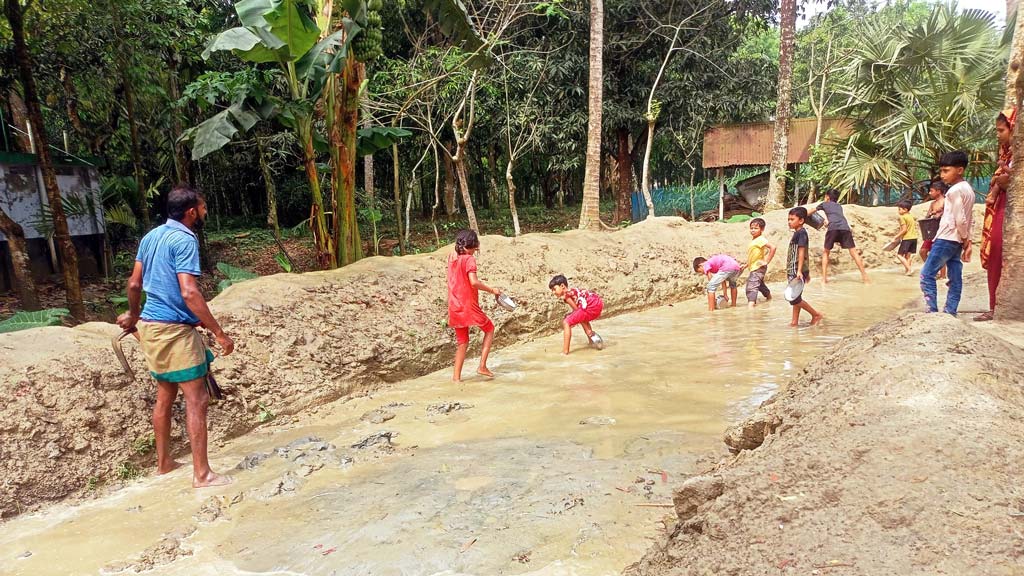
[550,275,604,354]
[447,230,502,382]
[693,254,741,311]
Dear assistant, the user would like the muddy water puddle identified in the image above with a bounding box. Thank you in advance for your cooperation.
[1,272,924,576]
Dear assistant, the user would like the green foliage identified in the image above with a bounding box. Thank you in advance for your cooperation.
[216,262,259,293]
[822,4,1006,190]
[257,402,275,423]
[356,126,413,156]
[0,309,71,333]
[274,252,293,273]
[115,461,142,481]
[423,0,491,69]
[132,434,156,456]
[85,476,100,492]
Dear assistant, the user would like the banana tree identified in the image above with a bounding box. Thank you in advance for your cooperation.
[185,0,479,268]
[184,0,405,267]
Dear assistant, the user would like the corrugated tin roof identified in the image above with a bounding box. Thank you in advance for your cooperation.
[702,117,852,169]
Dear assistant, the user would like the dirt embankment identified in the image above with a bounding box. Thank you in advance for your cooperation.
[625,312,1024,576]
[0,205,963,519]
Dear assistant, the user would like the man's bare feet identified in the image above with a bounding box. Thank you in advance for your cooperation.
[477,367,494,378]
[452,377,462,383]
[157,461,184,475]
[861,276,871,284]
[810,314,824,326]
[822,277,830,285]
[789,321,799,327]
[193,471,232,488]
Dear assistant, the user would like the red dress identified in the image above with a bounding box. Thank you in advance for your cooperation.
[447,252,490,329]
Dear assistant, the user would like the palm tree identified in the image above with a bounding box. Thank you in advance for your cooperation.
[765,0,797,211]
[824,5,1006,192]
[579,0,603,231]
[4,0,86,319]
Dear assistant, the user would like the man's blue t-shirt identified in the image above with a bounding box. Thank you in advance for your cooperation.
[136,219,201,325]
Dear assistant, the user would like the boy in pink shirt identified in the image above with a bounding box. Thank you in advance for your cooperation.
[693,254,742,311]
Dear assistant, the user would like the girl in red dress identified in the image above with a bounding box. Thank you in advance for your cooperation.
[447,230,502,381]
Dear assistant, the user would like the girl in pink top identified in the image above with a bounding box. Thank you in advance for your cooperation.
[549,274,604,354]
[447,230,502,382]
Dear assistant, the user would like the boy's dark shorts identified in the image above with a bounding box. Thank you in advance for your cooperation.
[898,239,918,256]
[824,229,856,250]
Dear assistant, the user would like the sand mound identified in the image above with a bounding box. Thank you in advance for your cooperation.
[625,312,1024,576]
[0,204,976,518]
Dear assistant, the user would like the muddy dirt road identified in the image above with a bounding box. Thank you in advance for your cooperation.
[0,271,925,576]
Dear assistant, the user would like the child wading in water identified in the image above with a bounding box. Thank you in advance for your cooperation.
[549,275,604,354]
[447,230,502,382]
[786,207,823,327]
[893,200,920,276]
[741,217,776,307]
[693,255,741,311]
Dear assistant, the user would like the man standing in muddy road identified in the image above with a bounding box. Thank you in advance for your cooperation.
[117,185,234,488]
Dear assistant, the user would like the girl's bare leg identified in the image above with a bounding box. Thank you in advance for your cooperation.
[562,320,572,354]
[581,321,594,339]
[453,342,468,382]
[478,330,494,377]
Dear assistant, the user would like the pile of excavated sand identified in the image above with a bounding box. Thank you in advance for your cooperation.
[0,204,979,518]
[625,312,1024,576]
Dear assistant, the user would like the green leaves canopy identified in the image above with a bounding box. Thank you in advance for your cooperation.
[202,0,320,64]
[822,4,1007,190]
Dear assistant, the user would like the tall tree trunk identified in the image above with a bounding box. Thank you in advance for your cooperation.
[1008,0,1021,109]
[256,136,294,270]
[506,159,522,236]
[167,54,193,186]
[765,0,797,211]
[0,207,40,310]
[997,9,1024,320]
[60,67,87,144]
[363,113,378,254]
[391,143,406,254]
[335,57,363,265]
[6,0,85,319]
[453,154,479,231]
[6,88,31,151]
[579,0,604,230]
[122,72,150,227]
[442,144,457,216]
[452,74,480,232]
[488,140,500,209]
[614,127,633,223]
